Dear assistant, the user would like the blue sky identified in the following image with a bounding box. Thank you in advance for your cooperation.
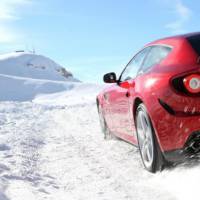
[0,0,199,82]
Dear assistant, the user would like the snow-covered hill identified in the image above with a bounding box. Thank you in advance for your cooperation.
[0,52,77,82]
[0,51,81,101]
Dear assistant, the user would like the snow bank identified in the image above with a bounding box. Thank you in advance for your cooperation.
[0,73,104,102]
[34,82,105,106]
[0,74,75,101]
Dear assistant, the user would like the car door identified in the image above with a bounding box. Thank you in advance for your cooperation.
[109,47,151,136]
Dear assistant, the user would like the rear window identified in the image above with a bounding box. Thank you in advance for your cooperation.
[141,46,172,72]
[187,35,200,55]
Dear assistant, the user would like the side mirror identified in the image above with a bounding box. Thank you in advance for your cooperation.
[103,72,117,83]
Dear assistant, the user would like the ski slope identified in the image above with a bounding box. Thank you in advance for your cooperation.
[0,82,200,200]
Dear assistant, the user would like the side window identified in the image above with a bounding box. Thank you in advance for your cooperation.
[141,46,172,72]
[120,47,150,82]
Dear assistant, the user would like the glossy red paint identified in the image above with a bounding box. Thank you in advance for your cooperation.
[97,33,200,157]
[119,80,135,89]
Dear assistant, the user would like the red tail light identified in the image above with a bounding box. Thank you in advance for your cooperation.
[183,74,200,94]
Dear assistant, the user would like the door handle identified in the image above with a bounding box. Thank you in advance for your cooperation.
[126,91,130,97]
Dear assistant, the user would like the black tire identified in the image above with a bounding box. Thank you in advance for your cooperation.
[136,103,164,173]
[97,104,111,140]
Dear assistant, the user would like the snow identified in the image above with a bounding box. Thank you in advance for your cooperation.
[0,52,76,81]
[0,51,80,101]
[0,73,103,102]
[34,82,104,106]
[0,74,76,101]
[0,52,200,199]
[0,82,200,200]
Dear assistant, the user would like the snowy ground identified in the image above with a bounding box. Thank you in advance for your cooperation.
[0,83,200,200]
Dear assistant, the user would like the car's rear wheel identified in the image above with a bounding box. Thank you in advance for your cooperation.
[136,103,164,173]
[97,105,111,139]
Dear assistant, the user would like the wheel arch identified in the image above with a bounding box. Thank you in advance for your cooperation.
[133,97,164,153]
[96,97,99,106]
[133,97,143,122]
[96,94,104,108]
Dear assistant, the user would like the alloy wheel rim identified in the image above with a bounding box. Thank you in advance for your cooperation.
[137,111,154,168]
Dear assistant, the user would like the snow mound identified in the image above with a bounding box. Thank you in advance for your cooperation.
[0,73,104,102]
[34,83,105,106]
[0,52,77,81]
[0,74,76,101]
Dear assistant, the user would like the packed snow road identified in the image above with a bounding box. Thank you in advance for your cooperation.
[0,87,200,199]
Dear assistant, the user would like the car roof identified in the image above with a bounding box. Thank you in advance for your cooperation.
[146,32,200,47]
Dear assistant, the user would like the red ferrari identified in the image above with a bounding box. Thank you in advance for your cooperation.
[97,32,200,172]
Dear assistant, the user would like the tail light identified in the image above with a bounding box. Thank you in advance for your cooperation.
[171,73,200,96]
[183,74,200,94]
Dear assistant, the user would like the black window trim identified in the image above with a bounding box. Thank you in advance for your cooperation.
[187,35,200,56]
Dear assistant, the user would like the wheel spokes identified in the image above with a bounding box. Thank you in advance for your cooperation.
[137,111,154,168]
[141,140,148,161]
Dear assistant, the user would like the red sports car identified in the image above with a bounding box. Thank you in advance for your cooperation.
[96,32,200,172]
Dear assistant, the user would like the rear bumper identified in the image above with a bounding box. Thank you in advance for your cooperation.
[149,99,200,152]
[163,149,185,162]
[163,130,200,162]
